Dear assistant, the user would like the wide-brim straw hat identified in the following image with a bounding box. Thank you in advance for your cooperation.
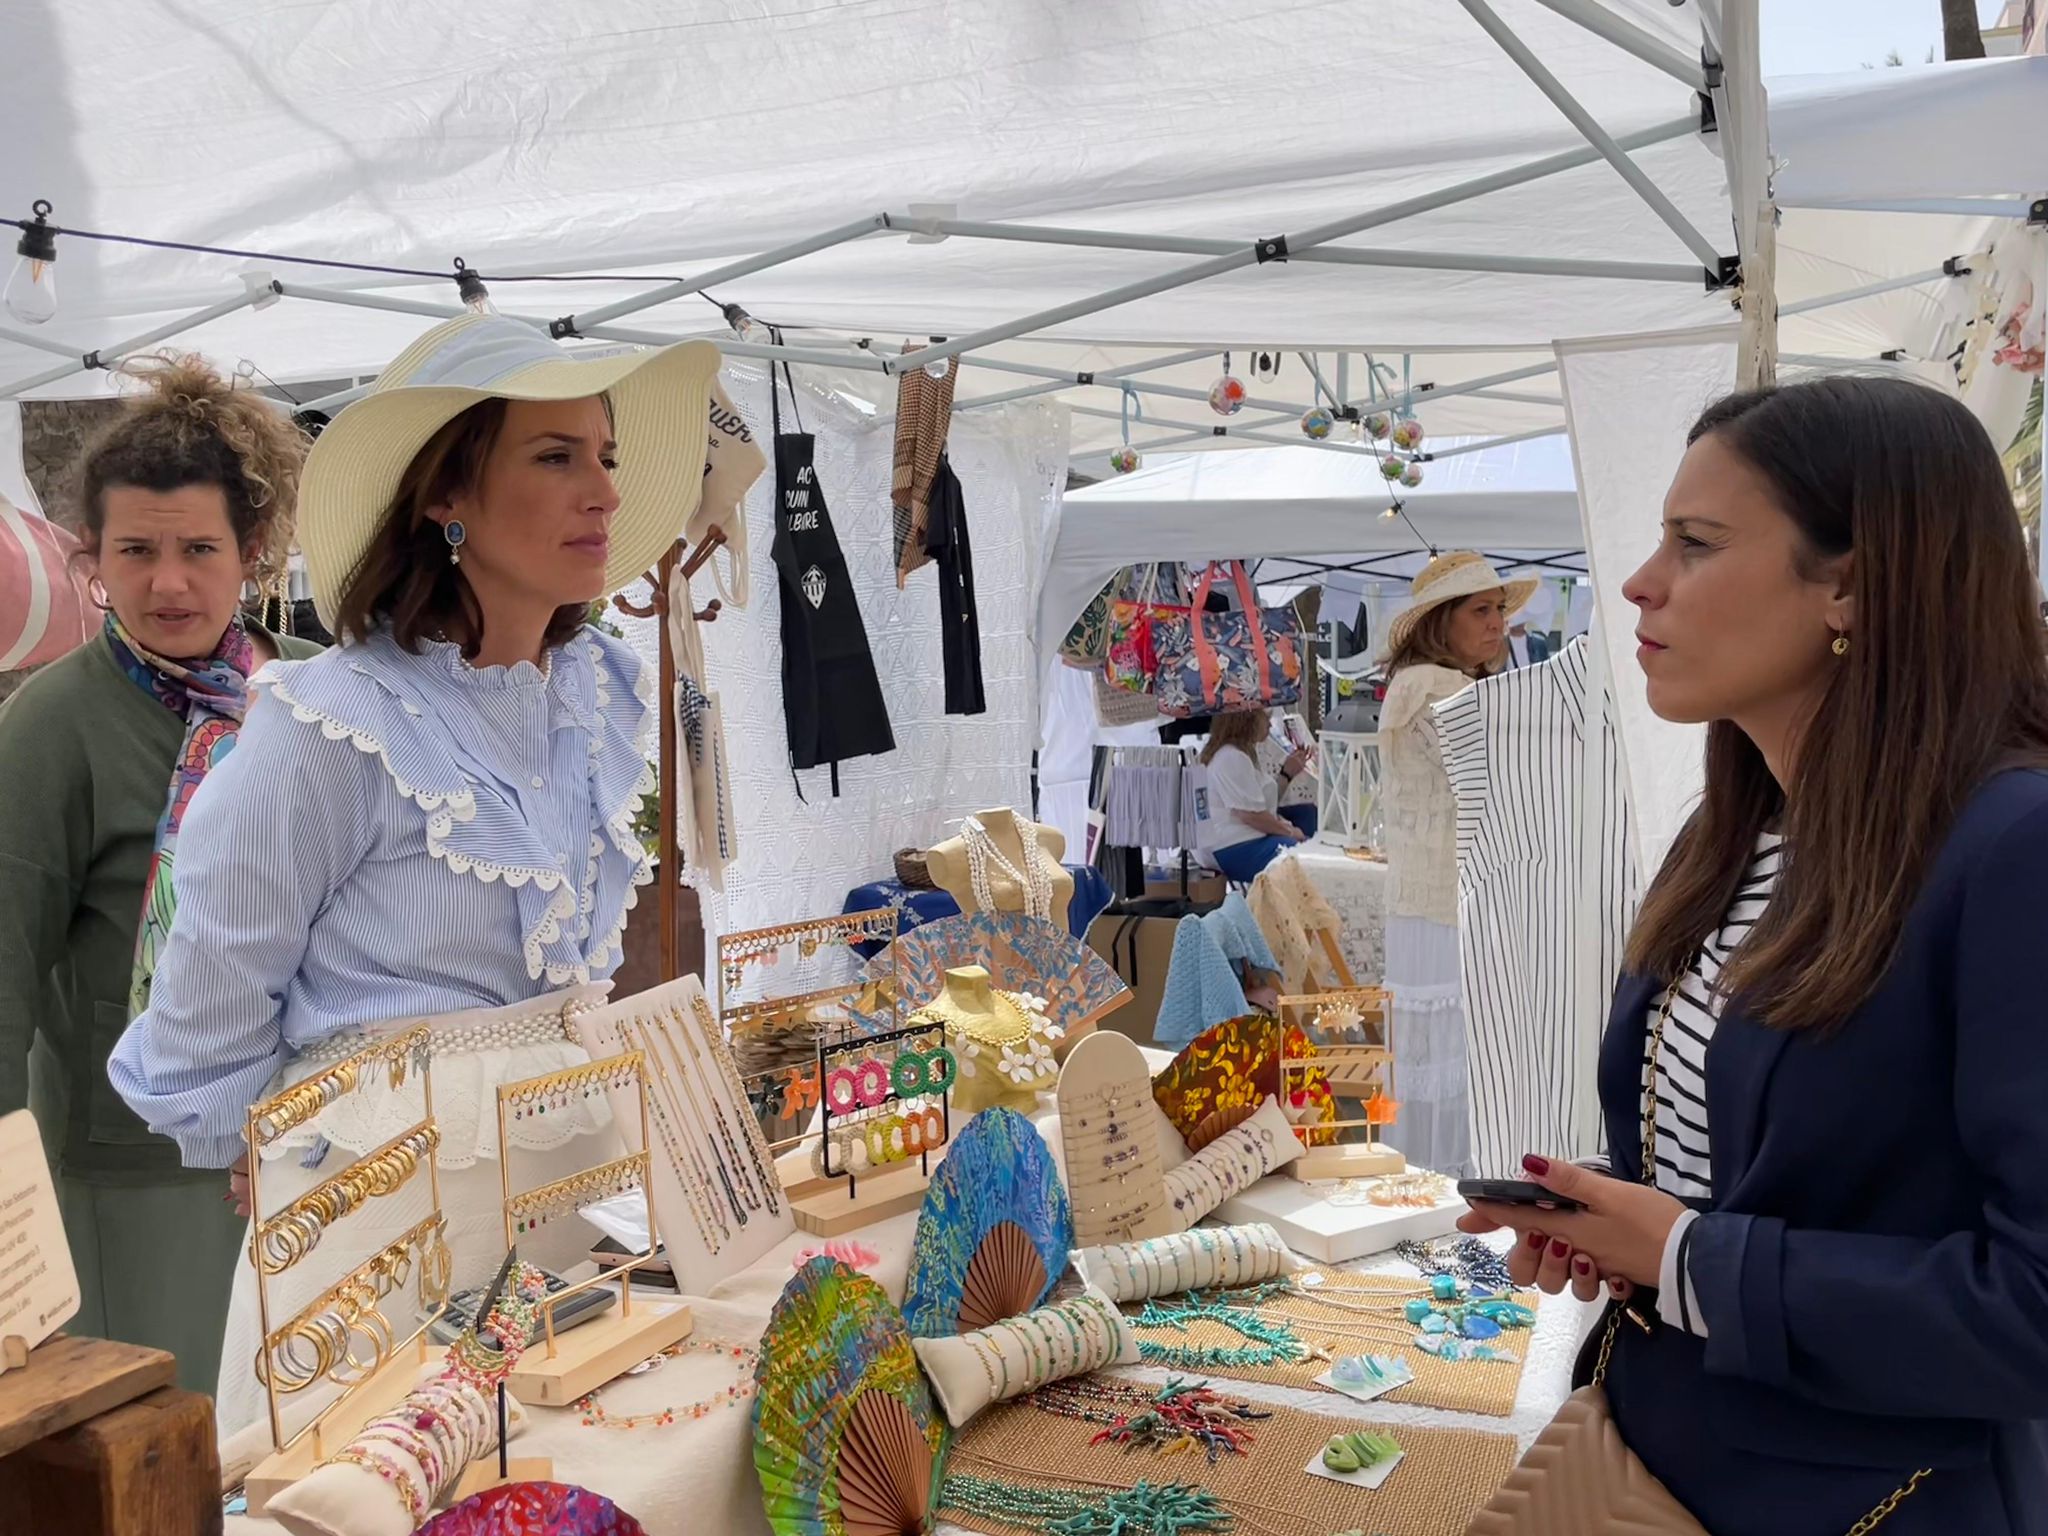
[1384,551,1540,655]
[299,314,722,629]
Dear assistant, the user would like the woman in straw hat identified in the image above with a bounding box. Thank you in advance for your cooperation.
[1378,552,1535,1177]
[108,313,736,1437]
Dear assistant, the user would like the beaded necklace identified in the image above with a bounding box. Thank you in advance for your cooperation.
[573,1337,761,1429]
[941,1473,1233,1536]
[962,814,1057,920]
[1028,1375,1270,1462]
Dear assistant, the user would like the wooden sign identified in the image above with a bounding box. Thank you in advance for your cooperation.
[0,1110,78,1371]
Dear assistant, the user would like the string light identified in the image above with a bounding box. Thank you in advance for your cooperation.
[721,301,770,347]
[453,258,494,316]
[6,201,58,325]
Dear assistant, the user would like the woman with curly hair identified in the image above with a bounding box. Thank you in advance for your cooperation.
[0,355,319,1390]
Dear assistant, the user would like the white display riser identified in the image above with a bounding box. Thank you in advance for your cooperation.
[1213,1179,1465,1264]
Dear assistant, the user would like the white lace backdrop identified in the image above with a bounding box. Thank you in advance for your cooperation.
[622,364,1066,1005]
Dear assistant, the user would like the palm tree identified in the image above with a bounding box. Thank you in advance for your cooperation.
[1940,0,1986,59]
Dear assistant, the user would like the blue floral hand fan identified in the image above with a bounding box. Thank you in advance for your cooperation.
[902,1106,1073,1336]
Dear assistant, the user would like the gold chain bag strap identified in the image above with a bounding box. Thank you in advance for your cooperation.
[1464,987,1926,1535]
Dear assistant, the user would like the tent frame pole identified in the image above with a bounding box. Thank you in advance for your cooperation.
[0,288,270,398]
[564,214,891,332]
[885,113,1701,375]
[899,214,1704,286]
[1459,0,1726,272]
[1779,264,1967,316]
[951,348,1219,412]
[1523,0,1708,91]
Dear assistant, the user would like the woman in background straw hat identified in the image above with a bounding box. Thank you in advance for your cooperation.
[1378,552,1534,1178]
[109,313,744,1438]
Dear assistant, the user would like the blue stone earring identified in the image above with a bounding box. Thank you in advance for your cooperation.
[443,519,466,565]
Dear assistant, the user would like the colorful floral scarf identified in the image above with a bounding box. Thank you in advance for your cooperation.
[107,612,255,1018]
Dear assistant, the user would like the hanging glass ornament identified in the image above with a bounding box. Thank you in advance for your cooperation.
[1362,410,1393,441]
[1110,383,1144,473]
[1391,416,1426,452]
[1400,462,1425,489]
[924,356,952,381]
[1379,455,1407,482]
[1300,406,1333,440]
[1109,445,1142,474]
[1208,352,1246,416]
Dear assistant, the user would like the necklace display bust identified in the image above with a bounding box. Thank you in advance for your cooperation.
[926,806,1072,930]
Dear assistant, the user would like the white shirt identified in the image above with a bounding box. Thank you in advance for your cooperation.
[1193,743,1273,853]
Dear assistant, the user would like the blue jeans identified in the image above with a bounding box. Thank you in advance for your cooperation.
[1212,835,1294,883]
[1278,804,1318,839]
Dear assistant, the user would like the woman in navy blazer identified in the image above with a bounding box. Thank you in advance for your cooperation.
[1463,375,2048,1534]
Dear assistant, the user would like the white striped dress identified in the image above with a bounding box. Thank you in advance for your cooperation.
[1645,833,1783,1199]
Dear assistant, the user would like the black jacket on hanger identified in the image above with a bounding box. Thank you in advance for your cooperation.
[925,454,985,716]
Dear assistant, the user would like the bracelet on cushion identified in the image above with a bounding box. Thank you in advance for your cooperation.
[1074,1222,1291,1303]
[1159,1095,1300,1232]
[910,1280,1138,1428]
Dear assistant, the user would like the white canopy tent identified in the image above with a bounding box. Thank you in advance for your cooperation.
[1045,436,1584,669]
[1,0,1763,435]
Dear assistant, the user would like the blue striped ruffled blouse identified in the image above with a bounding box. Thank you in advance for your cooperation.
[109,624,654,1167]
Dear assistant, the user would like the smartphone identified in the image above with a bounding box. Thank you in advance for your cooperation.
[1456,1178,1585,1212]
[428,1265,617,1346]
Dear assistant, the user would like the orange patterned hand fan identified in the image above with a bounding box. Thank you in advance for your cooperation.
[1151,1014,1335,1151]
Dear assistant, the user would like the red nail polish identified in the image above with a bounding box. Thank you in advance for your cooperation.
[1551,1238,1570,1258]
[1573,1256,1591,1274]
[1526,1231,1546,1249]
[1522,1154,1551,1176]
[1609,1277,1627,1294]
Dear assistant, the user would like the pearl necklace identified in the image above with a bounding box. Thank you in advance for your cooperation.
[962,815,1056,920]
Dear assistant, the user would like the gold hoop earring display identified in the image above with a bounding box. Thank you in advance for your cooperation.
[1832,634,1850,657]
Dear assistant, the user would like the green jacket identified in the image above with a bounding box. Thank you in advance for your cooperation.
[0,625,323,1182]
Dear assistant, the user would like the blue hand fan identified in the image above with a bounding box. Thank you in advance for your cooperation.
[902,1106,1073,1336]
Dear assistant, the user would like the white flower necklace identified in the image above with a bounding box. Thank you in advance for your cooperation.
[962,814,1057,920]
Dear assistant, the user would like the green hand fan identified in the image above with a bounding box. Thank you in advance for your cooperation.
[754,1256,949,1536]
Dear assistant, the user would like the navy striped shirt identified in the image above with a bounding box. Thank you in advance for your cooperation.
[1644,834,1783,1199]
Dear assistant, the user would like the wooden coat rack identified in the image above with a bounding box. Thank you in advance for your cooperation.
[613,525,727,983]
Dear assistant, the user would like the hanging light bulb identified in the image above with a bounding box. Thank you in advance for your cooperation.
[453,258,495,316]
[1379,504,1400,521]
[722,302,771,348]
[5,200,58,326]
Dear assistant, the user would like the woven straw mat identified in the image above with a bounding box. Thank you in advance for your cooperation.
[943,1392,1518,1536]
[1122,1272,1540,1417]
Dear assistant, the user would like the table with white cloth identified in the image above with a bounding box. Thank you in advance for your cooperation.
[1268,842,1388,984]
[224,1067,1582,1536]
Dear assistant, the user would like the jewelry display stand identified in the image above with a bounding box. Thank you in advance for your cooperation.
[1056,1032,1179,1246]
[1277,988,1405,1181]
[576,977,797,1302]
[926,806,1074,931]
[241,1028,453,1516]
[794,1014,953,1236]
[716,909,904,1206]
[494,1055,695,1407]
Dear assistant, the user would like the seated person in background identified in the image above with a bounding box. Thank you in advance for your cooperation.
[1195,708,1308,882]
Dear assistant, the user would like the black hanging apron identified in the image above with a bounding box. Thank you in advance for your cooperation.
[924,454,986,716]
[770,365,895,795]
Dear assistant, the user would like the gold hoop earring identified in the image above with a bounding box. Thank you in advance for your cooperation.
[1831,634,1850,657]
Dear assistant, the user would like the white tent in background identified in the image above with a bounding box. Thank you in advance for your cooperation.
[1045,437,1584,670]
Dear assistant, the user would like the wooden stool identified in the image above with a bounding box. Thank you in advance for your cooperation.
[0,1335,221,1536]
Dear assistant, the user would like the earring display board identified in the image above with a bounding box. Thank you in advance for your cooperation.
[241,1028,453,1515]
[1277,988,1405,1180]
[576,977,796,1298]
[717,907,900,1000]
[794,1017,955,1237]
[1056,1031,1178,1247]
[493,1055,694,1406]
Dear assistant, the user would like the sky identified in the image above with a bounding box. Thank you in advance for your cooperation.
[1760,0,2011,75]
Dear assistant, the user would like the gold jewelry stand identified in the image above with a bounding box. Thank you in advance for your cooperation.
[494,1055,694,1407]
[716,908,905,1196]
[1276,988,1405,1180]
[242,1028,451,1514]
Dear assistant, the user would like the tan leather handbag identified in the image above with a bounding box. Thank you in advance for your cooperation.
[1464,990,1927,1536]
